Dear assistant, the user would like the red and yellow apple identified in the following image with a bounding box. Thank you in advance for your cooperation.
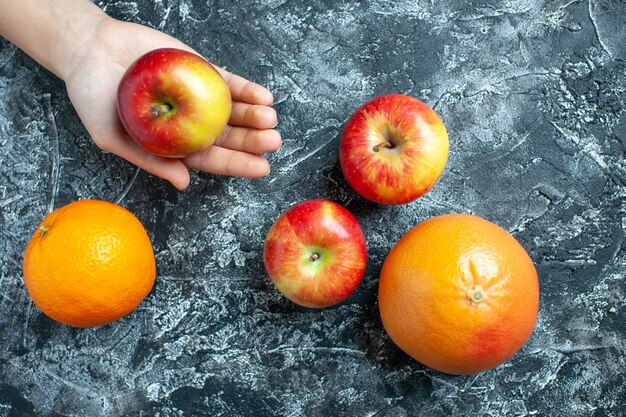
[263,199,367,308]
[117,48,231,158]
[339,94,449,205]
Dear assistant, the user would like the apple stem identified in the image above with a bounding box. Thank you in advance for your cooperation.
[372,142,393,152]
[310,253,320,262]
[150,103,173,117]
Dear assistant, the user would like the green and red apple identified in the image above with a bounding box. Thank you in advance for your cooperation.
[263,199,367,308]
[339,94,449,205]
[117,48,231,158]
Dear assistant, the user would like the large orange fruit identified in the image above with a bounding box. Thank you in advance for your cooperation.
[23,200,156,327]
[378,213,539,375]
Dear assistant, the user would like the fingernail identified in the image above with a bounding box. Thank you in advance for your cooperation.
[270,112,278,128]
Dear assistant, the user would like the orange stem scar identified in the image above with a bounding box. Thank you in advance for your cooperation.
[467,286,485,304]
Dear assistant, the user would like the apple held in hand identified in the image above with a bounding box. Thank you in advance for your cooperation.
[117,48,231,158]
[263,199,367,308]
[339,94,449,205]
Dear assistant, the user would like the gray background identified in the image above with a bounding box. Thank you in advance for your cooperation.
[1,0,625,416]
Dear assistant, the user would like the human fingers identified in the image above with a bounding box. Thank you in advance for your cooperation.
[95,134,191,190]
[229,102,277,129]
[215,126,282,154]
[183,145,271,178]
[214,67,273,106]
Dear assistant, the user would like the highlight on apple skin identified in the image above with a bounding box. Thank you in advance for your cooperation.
[117,48,232,158]
[339,94,449,205]
[263,199,367,308]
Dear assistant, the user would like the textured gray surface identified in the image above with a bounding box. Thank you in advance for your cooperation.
[1,0,625,416]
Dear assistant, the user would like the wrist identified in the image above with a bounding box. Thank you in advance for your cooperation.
[0,0,110,80]
[48,2,110,81]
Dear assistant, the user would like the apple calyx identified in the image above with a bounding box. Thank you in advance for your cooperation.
[149,102,174,117]
[310,252,321,262]
[467,286,485,304]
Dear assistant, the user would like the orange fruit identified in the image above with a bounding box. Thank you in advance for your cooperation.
[378,213,539,375]
[23,200,156,327]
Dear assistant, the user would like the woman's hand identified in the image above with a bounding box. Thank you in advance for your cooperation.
[64,17,281,190]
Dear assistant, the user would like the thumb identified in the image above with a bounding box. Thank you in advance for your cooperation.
[95,133,191,190]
